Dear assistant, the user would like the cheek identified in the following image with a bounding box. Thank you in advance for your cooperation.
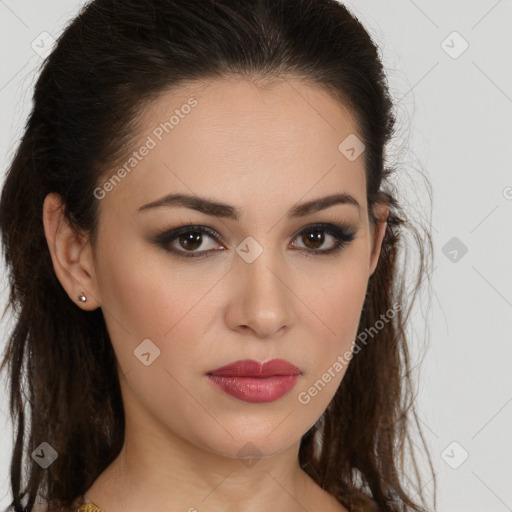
[94,246,172,352]
[97,256,171,337]
[95,243,219,380]
[300,260,369,386]
[95,249,210,429]
[307,262,368,342]
[293,264,368,414]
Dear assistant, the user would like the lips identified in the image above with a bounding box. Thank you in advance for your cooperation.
[206,358,301,378]
[206,359,301,403]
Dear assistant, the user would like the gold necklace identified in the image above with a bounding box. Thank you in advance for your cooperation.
[76,494,105,512]
[76,504,104,512]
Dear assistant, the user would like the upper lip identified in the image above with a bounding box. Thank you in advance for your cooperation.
[207,359,301,378]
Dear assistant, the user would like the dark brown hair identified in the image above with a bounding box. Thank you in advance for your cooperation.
[0,1,436,511]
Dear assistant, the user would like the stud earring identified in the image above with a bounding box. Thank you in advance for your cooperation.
[77,294,87,303]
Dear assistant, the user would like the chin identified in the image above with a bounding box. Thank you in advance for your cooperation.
[195,428,303,462]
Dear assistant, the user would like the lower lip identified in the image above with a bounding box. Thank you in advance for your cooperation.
[206,375,300,403]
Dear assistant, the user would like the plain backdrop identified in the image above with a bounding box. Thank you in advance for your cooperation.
[0,1,511,511]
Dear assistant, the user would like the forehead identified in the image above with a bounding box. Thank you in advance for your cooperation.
[98,76,367,219]
[141,75,360,149]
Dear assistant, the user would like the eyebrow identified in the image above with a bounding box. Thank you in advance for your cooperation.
[137,192,360,219]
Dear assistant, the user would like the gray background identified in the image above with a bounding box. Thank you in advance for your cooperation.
[1,1,511,510]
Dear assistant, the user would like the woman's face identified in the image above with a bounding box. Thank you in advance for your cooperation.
[79,77,387,460]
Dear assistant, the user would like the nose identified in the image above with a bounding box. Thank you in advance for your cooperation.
[224,245,296,339]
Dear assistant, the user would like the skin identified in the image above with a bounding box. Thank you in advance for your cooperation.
[43,76,388,512]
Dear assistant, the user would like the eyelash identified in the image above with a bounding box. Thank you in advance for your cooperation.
[153,222,357,260]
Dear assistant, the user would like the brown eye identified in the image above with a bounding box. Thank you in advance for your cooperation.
[293,224,356,254]
[154,225,222,258]
[300,228,326,250]
[177,231,203,251]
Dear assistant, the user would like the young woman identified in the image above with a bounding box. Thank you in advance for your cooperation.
[0,1,436,511]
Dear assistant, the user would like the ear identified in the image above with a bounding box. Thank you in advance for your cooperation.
[369,201,389,276]
[42,192,100,311]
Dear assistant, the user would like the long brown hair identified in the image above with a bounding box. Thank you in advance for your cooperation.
[0,1,436,511]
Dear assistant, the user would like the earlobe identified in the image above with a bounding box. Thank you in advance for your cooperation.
[42,192,99,310]
[369,202,389,276]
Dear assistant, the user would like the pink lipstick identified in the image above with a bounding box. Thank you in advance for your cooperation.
[206,359,301,403]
